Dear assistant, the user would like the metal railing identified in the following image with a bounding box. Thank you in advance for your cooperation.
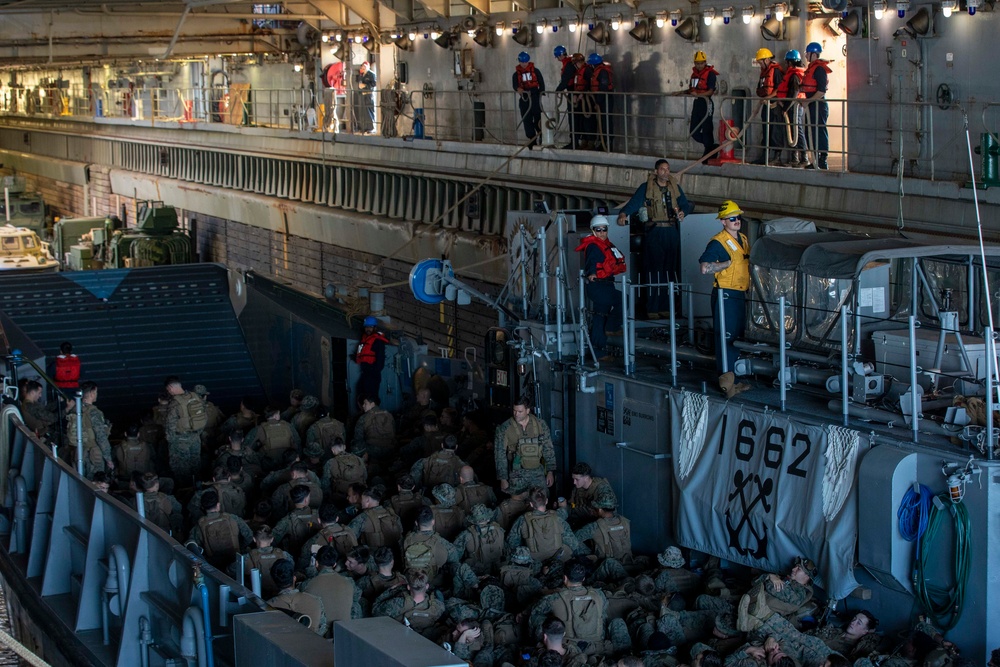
[0,84,994,181]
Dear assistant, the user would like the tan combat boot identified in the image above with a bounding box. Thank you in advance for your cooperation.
[718,372,750,399]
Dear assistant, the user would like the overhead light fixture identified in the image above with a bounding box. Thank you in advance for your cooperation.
[568,19,579,32]
[655,11,667,27]
[335,31,343,41]
[536,20,546,33]
[670,9,682,25]
[495,21,505,35]
[774,3,787,20]
[873,0,886,19]
[723,7,735,23]
[552,19,561,32]
[430,26,441,39]
[896,0,909,16]
[389,30,400,39]
[588,21,611,43]
[674,15,699,39]
[393,36,414,51]
[473,26,492,46]
[742,5,755,23]
[761,16,784,38]
[467,27,475,36]
[408,28,417,40]
[967,0,980,13]
[512,21,533,45]
[611,14,622,30]
[321,34,330,43]
[511,19,521,33]
[703,8,716,24]
[629,17,652,42]
[941,0,956,15]
[293,63,302,72]
[906,6,933,33]
[434,30,455,48]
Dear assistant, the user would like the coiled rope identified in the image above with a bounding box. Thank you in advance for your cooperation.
[897,483,933,544]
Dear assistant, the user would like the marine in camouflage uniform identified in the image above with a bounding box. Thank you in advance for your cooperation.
[499,547,544,608]
[562,462,617,528]
[573,491,632,583]
[267,559,328,636]
[452,504,506,577]
[219,399,259,441]
[66,382,114,478]
[653,547,701,597]
[506,489,588,563]
[371,570,446,640]
[19,380,62,436]
[455,466,498,512]
[350,396,396,472]
[290,395,321,440]
[306,411,347,451]
[494,400,556,495]
[193,384,224,448]
[164,378,207,486]
[246,408,301,472]
[807,610,881,661]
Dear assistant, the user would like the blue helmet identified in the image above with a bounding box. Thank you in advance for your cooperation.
[806,42,822,54]
[784,49,801,62]
[363,316,378,327]
[517,51,531,63]
[587,53,603,66]
[554,45,567,57]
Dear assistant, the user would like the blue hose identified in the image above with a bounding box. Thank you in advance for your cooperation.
[198,582,216,667]
[897,483,932,544]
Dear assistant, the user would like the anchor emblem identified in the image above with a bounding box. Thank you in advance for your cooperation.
[724,470,774,559]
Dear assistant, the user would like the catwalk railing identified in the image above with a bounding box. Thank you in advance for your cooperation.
[2,85,992,182]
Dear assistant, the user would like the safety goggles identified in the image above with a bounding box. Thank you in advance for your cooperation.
[593,227,609,233]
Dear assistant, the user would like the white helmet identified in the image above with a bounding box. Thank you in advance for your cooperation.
[590,215,611,230]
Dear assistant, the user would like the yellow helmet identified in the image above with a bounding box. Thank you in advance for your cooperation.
[694,51,707,63]
[755,47,774,61]
[717,200,744,219]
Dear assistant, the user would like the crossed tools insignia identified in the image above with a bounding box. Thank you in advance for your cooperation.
[724,469,774,559]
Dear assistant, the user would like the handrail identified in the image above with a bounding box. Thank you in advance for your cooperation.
[0,83,994,182]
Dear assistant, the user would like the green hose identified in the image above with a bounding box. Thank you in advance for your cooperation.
[913,493,971,631]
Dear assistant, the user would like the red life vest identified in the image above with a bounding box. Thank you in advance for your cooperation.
[571,64,592,92]
[688,65,718,93]
[515,63,540,90]
[800,59,832,95]
[559,56,572,77]
[775,66,805,99]
[756,62,782,97]
[54,354,81,389]
[356,331,388,365]
[575,236,626,279]
[590,63,614,92]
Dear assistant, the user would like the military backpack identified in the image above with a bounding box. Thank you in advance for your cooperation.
[403,535,439,580]
[175,392,208,432]
[554,587,604,642]
[424,452,460,487]
[361,506,401,548]
[466,523,504,573]
[524,511,563,561]
[259,422,293,459]
[316,419,345,448]
[594,516,632,560]
[199,513,240,562]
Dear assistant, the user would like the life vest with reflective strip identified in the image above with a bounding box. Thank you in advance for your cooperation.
[590,63,614,92]
[575,236,626,279]
[757,62,782,97]
[710,229,751,291]
[356,331,388,365]
[689,65,718,93]
[800,59,832,95]
[515,63,540,90]
[776,66,805,99]
[54,354,80,388]
[571,65,592,92]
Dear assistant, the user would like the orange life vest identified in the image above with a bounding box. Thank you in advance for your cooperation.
[575,236,626,280]
[688,65,718,93]
[756,62,782,98]
[516,63,540,90]
[776,66,805,99]
[590,63,614,92]
[559,56,572,77]
[571,65,592,92]
[54,354,81,389]
[356,331,388,365]
[800,60,832,95]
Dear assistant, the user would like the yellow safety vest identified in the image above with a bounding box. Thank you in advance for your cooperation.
[710,229,751,291]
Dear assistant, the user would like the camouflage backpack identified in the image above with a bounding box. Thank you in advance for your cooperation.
[365,410,396,447]
[213,481,246,518]
[524,511,563,561]
[554,587,604,641]
[259,422,293,459]
[143,493,171,533]
[425,453,460,487]
[403,535,439,579]
[594,516,632,560]
[329,454,366,489]
[317,524,358,558]
[249,549,286,598]
[66,406,96,449]
[176,392,208,432]
[431,506,463,541]
[361,507,401,548]
[287,508,320,552]
[316,419,345,448]
[199,514,240,562]
[467,523,504,572]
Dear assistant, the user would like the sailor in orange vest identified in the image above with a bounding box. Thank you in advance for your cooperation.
[802,42,832,170]
[687,51,719,159]
[512,52,546,149]
[776,49,807,167]
[576,215,626,362]
[752,48,784,165]
[54,341,81,390]
[587,53,615,152]
[555,50,586,149]
[699,201,752,399]
[354,316,388,402]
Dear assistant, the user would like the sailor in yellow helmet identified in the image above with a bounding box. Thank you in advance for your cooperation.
[754,47,785,165]
[688,51,720,159]
[699,200,752,399]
